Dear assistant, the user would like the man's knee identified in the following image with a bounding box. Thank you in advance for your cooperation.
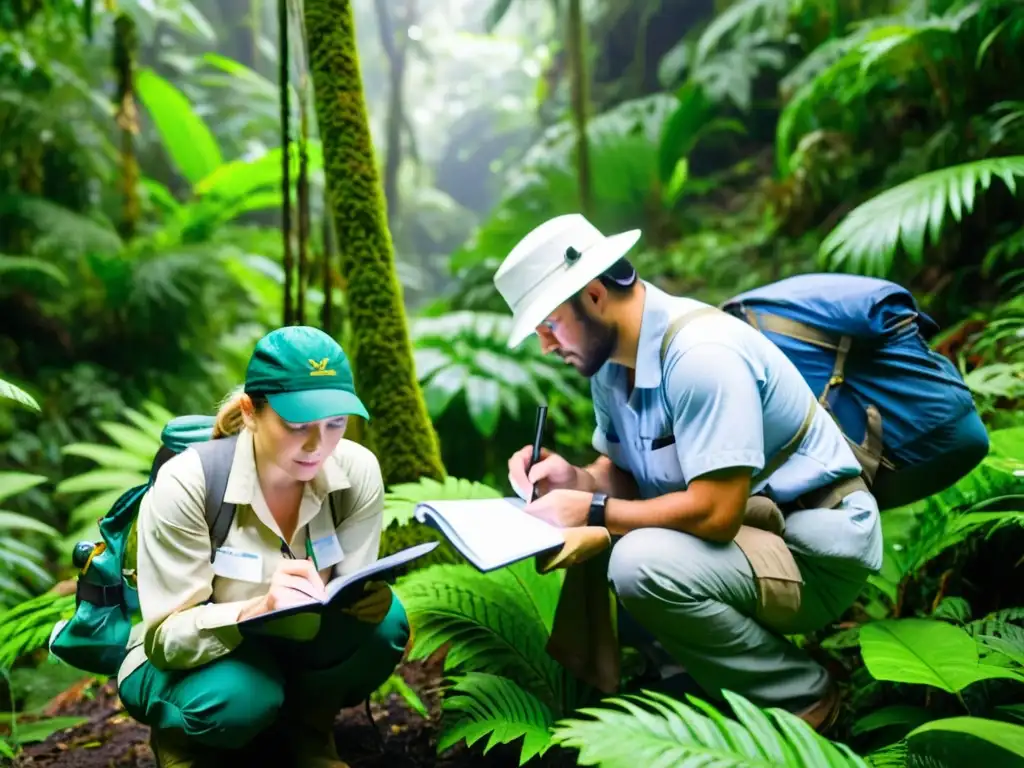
[608,528,719,605]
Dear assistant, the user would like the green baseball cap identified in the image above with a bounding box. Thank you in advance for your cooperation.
[243,326,369,423]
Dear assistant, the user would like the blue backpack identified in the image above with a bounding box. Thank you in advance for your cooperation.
[720,273,989,511]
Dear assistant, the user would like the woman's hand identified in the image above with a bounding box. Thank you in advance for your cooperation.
[239,559,327,620]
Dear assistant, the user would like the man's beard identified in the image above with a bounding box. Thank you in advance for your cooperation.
[563,296,617,378]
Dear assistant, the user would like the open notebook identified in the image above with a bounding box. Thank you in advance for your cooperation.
[413,497,565,572]
[237,541,439,629]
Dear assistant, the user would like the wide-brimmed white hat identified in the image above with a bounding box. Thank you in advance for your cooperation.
[493,214,641,348]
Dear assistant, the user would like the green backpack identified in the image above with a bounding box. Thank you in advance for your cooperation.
[48,415,254,677]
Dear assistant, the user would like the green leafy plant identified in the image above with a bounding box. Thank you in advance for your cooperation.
[819,157,1024,277]
[394,556,589,764]
[553,688,870,767]
[411,311,580,439]
[55,401,170,551]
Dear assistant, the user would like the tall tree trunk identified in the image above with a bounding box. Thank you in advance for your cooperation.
[297,70,310,326]
[373,0,413,227]
[303,0,445,485]
[113,13,139,240]
[568,0,592,218]
[279,0,294,326]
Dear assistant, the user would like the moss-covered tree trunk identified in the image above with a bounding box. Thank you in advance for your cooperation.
[303,0,445,486]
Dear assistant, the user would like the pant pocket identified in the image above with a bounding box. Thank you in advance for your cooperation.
[733,525,803,634]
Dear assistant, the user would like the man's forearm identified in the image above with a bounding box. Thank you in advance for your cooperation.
[576,456,638,499]
[603,491,734,541]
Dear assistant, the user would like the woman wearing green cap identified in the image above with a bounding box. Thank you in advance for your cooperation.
[115,326,409,767]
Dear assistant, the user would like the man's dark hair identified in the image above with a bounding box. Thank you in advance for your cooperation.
[597,258,638,296]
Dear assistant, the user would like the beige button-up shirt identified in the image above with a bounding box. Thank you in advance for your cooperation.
[116,428,385,687]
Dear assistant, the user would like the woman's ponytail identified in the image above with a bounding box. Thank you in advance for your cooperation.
[212,388,246,438]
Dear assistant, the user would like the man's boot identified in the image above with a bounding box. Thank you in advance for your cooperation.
[795,681,841,734]
[288,703,351,768]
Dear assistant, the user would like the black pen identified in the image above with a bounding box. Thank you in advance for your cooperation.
[528,404,548,502]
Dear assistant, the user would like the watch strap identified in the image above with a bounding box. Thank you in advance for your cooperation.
[588,492,608,528]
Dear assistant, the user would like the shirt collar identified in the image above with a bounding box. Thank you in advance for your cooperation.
[223,428,352,507]
[632,281,673,390]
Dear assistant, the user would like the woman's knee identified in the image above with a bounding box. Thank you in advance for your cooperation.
[187,662,284,749]
[373,593,411,662]
[131,647,286,750]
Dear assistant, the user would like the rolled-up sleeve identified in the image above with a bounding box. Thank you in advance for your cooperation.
[136,450,252,671]
[332,446,385,578]
[664,342,766,484]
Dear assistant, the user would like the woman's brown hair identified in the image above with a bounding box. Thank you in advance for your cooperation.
[212,388,268,438]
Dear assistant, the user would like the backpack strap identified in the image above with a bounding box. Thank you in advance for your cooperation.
[191,435,240,563]
[659,305,818,488]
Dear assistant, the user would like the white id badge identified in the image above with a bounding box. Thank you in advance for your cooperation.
[312,533,345,570]
[212,547,264,582]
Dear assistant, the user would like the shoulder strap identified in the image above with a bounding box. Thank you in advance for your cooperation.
[659,305,818,487]
[751,399,816,486]
[659,306,725,362]
[190,434,239,563]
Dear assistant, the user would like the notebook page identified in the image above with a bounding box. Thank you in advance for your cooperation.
[416,499,564,570]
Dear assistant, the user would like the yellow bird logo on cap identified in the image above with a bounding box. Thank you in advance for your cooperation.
[308,358,336,377]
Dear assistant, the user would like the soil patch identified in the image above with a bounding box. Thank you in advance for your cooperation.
[10,654,577,767]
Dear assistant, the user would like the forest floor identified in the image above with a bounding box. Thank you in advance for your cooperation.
[9,650,575,768]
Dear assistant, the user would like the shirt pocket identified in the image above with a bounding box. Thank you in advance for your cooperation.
[603,427,632,475]
[639,431,686,495]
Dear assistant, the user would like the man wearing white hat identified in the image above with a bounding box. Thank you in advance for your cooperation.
[496,213,883,732]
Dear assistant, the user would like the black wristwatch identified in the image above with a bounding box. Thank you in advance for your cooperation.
[588,492,608,528]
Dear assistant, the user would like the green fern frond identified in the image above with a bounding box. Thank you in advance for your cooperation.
[383,476,502,527]
[0,255,68,287]
[438,672,555,765]
[820,157,1024,277]
[395,560,567,711]
[0,592,75,669]
[552,689,870,767]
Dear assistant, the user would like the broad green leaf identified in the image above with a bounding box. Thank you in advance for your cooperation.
[0,255,68,286]
[465,375,502,437]
[423,364,469,418]
[908,716,1024,764]
[657,81,712,183]
[96,421,161,457]
[61,443,151,472]
[10,715,88,744]
[0,511,60,538]
[860,618,1024,693]
[0,378,40,412]
[0,473,47,505]
[853,705,933,736]
[68,489,130,527]
[552,689,869,767]
[136,68,223,185]
[55,470,146,495]
[820,157,1024,277]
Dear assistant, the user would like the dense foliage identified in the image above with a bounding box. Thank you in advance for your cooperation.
[0,0,1022,764]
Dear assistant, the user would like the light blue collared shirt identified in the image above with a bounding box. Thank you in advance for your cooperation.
[590,281,863,504]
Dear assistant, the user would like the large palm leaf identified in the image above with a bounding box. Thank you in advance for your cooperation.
[551,689,870,767]
[411,311,582,439]
[819,157,1024,277]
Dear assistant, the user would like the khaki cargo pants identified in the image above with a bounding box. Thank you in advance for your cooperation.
[545,487,882,712]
